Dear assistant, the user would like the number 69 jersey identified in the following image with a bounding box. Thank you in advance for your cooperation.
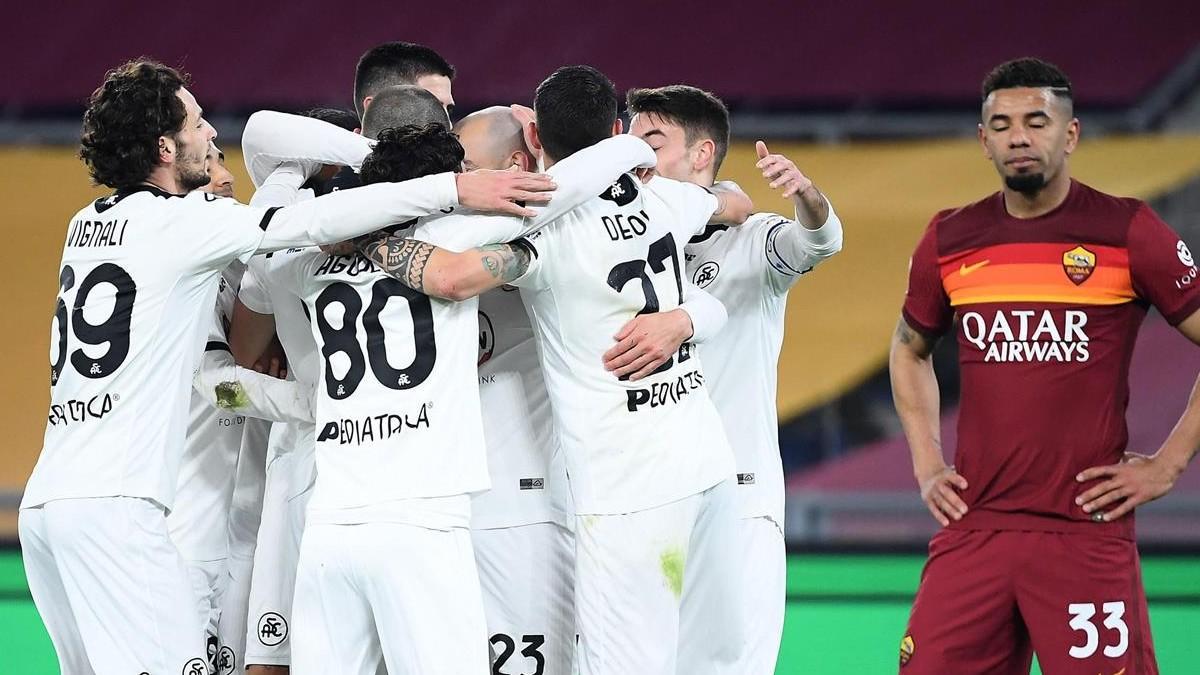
[515,174,736,515]
[23,187,279,511]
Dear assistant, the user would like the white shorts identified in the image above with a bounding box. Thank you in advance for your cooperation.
[574,479,742,675]
[292,522,490,675]
[473,521,575,675]
[245,448,311,667]
[19,497,208,675]
[736,516,786,675]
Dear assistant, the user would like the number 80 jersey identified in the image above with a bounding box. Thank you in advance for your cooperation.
[272,229,495,517]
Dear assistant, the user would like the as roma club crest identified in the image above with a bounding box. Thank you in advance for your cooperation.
[1062,245,1096,285]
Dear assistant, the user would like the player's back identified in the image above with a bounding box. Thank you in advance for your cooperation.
[25,187,270,511]
[516,174,734,515]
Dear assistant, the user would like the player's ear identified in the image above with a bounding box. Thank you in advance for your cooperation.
[360,96,373,116]
[1065,118,1080,156]
[612,118,623,136]
[510,150,535,172]
[692,139,716,175]
[527,122,543,153]
[159,135,176,165]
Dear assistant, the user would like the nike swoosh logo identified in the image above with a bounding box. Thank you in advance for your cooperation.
[959,260,991,276]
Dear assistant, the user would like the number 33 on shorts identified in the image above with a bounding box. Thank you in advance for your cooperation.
[1067,601,1127,659]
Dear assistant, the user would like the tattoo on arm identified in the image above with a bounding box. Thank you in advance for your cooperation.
[895,317,938,358]
[477,243,531,284]
[357,234,435,292]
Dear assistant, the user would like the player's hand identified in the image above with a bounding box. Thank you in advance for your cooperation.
[602,309,693,381]
[917,465,969,527]
[455,166,555,218]
[710,180,753,224]
[1074,452,1179,522]
[755,141,815,200]
[252,338,288,380]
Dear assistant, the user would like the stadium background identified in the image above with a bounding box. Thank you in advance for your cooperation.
[1,2,1198,672]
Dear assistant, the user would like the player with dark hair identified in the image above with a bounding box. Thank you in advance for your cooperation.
[622,84,842,674]
[353,40,455,117]
[18,57,554,674]
[493,65,754,675]
[301,107,361,132]
[260,111,656,672]
[891,57,1199,674]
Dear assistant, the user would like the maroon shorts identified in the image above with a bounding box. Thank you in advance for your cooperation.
[899,529,1156,674]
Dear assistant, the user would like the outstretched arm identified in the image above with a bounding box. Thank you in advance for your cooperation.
[356,233,533,301]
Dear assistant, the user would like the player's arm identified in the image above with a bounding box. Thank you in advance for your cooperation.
[890,317,966,527]
[1075,208,1200,520]
[242,110,370,188]
[252,170,554,253]
[229,299,278,367]
[753,141,844,281]
[707,180,753,225]
[1075,315,1200,520]
[602,282,728,381]
[193,344,312,425]
[356,233,534,301]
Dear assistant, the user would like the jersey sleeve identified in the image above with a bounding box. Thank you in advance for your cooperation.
[250,163,311,208]
[1127,203,1200,325]
[900,216,952,337]
[510,230,549,290]
[238,258,274,315]
[679,281,727,342]
[650,177,720,238]
[172,192,277,271]
[763,205,845,295]
[242,110,371,188]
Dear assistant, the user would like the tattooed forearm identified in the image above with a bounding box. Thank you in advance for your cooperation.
[894,317,938,358]
[477,243,532,284]
[357,234,436,292]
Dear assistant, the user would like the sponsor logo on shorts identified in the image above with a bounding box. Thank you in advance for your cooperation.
[519,477,545,490]
[182,657,207,675]
[899,634,914,666]
[258,611,289,647]
[478,311,496,366]
[737,473,756,485]
[217,646,236,675]
[1062,245,1096,285]
[693,261,720,288]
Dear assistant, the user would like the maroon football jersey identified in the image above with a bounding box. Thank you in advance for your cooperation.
[902,180,1200,538]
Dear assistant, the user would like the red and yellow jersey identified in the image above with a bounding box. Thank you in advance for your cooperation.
[902,180,1200,538]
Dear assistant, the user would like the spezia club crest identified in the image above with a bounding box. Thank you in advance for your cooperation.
[258,611,289,646]
[692,261,720,288]
[1061,245,1096,286]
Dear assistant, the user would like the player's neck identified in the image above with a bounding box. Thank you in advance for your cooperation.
[142,166,185,195]
[1001,171,1071,219]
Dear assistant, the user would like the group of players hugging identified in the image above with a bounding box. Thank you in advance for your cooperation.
[19,37,1198,675]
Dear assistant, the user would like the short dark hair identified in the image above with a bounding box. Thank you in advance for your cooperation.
[361,85,449,140]
[302,107,360,132]
[79,59,189,189]
[359,124,464,186]
[626,85,731,173]
[354,42,455,117]
[982,58,1072,103]
[533,65,618,162]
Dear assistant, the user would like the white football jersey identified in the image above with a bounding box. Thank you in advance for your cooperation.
[25,187,277,510]
[683,211,842,522]
[273,214,539,521]
[168,266,246,561]
[471,287,569,530]
[515,174,735,515]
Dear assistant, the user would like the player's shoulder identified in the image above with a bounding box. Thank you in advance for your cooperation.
[81,184,186,219]
[931,191,999,230]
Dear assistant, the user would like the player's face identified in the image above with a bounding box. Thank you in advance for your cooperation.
[172,87,217,192]
[630,113,694,183]
[416,74,455,117]
[979,87,1079,194]
[202,143,235,198]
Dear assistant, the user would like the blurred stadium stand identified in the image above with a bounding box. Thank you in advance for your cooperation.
[2,2,1200,549]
